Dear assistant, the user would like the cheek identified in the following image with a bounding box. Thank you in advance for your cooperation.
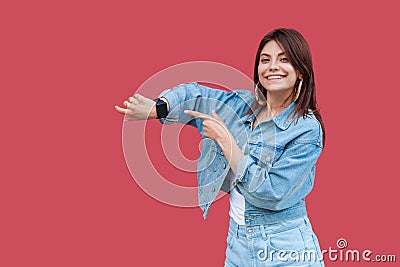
[287,67,298,85]
[288,75,297,86]
[258,64,265,76]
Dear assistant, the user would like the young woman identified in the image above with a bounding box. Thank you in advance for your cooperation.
[115,28,326,266]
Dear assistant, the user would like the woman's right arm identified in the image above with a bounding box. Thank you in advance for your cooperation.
[115,82,254,126]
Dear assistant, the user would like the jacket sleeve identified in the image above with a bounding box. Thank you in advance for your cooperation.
[235,123,323,211]
[157,82,253,129]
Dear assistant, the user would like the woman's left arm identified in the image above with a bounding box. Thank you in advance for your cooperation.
[184,109,323,211]
[234,140,322,211]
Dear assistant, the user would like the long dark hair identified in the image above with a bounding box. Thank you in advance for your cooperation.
[253,28,326,146]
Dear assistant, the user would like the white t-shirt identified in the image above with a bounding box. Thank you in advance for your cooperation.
[228,170,246,225]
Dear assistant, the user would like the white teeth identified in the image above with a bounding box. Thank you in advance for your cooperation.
[267,75,284,80]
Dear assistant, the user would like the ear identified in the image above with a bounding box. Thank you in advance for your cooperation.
[296,71,303,80]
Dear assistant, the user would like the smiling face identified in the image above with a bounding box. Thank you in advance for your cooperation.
[258,40,301,97]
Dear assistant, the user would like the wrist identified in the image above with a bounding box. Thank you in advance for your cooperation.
[149,103,157,119]
[217,131,233,148]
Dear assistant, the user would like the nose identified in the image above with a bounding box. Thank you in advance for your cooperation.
[269,60,280,71]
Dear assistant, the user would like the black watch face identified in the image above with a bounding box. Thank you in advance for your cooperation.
[156,101,168,118]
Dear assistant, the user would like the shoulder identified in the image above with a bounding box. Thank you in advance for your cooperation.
[232,89,255,106]
[289,113,323,147]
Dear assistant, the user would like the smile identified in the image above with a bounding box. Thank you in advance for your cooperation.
[266,75,286,80]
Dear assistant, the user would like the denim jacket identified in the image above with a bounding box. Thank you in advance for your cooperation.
[158,82,323,225]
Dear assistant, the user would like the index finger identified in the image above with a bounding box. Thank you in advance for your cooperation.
[184,110,210,119]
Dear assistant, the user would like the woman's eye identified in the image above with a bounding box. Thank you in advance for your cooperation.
[280,57,289,62]
[260,58,270,63]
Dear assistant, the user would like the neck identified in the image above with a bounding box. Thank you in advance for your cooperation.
[265,89,294,117]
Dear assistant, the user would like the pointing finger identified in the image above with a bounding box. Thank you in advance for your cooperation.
[184,110,209,119]
[211,110,223,121]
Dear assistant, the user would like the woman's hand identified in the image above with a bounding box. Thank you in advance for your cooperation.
[184,109,244,174]
[184,110,231,144]
[114,94,157,120]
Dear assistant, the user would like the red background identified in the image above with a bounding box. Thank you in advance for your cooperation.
[1,0,399,266]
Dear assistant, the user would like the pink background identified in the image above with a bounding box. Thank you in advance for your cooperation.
[1,0,399,266]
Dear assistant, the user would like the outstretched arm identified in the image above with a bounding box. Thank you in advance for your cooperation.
[115,83,253,129]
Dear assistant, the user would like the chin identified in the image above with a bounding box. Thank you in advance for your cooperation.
[265,87,285,91]
[266,87,294,94]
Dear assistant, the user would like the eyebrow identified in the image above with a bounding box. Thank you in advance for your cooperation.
[260,52,286,57]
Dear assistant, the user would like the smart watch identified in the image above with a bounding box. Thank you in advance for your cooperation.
[154,98,169,119]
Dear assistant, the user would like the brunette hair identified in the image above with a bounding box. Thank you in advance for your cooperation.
[253,28,326,146]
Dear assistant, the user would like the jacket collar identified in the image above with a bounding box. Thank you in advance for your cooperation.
[244,101,296,131]
[272,102,296,131]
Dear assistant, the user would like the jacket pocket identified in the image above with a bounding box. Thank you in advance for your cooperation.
[248,141,283,169]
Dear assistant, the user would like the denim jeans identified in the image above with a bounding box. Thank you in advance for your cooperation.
[224,217,325,267]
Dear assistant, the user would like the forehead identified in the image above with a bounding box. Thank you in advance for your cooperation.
[260,40,285,55]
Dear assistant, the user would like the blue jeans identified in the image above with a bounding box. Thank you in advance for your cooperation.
[224,217,325,267]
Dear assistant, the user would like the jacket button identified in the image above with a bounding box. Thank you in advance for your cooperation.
[247,229,253,234]
[221,163,226,169]
[211,186,215,193]
[266,154,272,162]
[248,216,254,220]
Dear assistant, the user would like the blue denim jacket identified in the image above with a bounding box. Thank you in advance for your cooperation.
[158,82,323,225]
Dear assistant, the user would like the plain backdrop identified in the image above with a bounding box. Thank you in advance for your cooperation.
[1,0,399,266]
